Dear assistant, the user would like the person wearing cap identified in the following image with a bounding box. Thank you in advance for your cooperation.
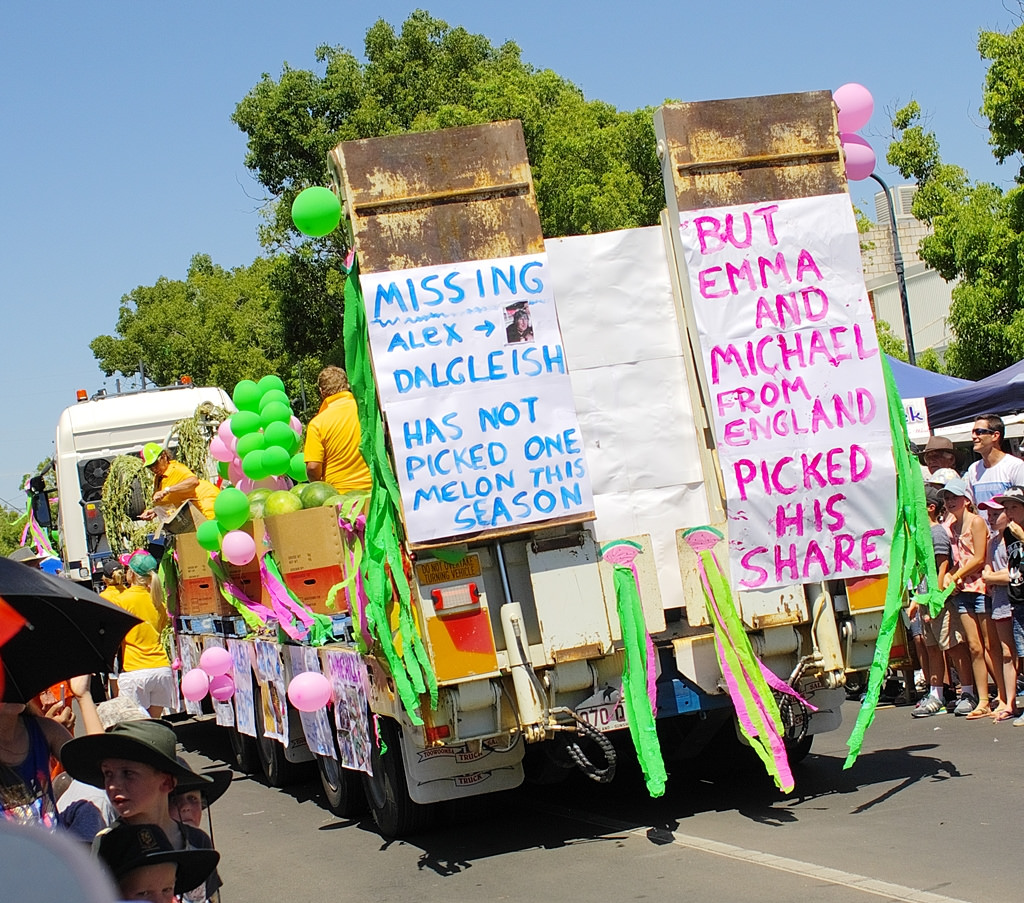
[910,487,970,717]
[107,552,174,718]
[923,467,960,490]
[941,477,994,717]
[964,413,1024,506]
[139,444,220,521]
[978,495,1020,721]
[990,485,1024,724]
[168,757,230,831]
[61,719,221,901]
[95,821,219,903]
[304,366,372,494]
[920,435,959,475]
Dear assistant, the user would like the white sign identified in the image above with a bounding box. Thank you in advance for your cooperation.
[677,194,896,590]
[360,253,594,542]
[902,396,931,442]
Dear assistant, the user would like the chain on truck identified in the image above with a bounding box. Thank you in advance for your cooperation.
[167,91,906,839]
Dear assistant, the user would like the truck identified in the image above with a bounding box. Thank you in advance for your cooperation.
[169,90,901,838]
[52,382,232,585]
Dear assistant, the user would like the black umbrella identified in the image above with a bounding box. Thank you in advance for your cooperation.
[0,556,140,703]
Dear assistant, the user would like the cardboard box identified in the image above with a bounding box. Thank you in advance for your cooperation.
[282,565,349,615]
[263,507,348,573]
[154,501,206,537]
[175,531,213,581]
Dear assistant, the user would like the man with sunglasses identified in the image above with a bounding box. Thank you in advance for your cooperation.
[964,414,1024,506]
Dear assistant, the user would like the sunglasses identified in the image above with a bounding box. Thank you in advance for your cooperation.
[972,428,996,436]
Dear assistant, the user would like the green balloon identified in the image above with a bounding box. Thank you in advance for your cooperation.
[260,401,292,429]
[196,519,224,552]
[263,421,297,452]
[214,487,250,532]
[230,410,262,438]
[232,379,261,413]
[257,374,286,396]
[217,460,230,480]
[291,187,342,238]
[236,430,267,458]
[288,452,307,483]
[241,449,268,481]
[259,389,290,411]
[263,445,291,477]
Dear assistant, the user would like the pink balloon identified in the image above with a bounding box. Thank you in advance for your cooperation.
[209,437,232,463]
[236,477,256,494]
[209,673,236,701]
[199,645,234,677]
[287,671,332,712]
[253,475,287,491]
[171,657,182,672]
[840,133,875,181]
[217,419,234,444]
[227,458,244,484]
[221,530,256,566]
[181,668,210,702]
[834,82,874,133]
[223,432,238,453]
[289,416,303,435]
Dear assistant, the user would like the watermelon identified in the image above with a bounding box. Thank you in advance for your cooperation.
[298,481,337,509]
[320,494,344,508]
[264,490,303,517]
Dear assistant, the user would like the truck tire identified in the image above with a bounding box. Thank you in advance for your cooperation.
[226,723,260,775]
[253,683,306,788]
[361,718,434,839]
[316,753,367,818]
[784,734,813,764]
[315,702,368,818]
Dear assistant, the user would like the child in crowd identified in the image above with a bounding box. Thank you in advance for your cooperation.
[990,485,1024,725]
[941,478,993,718]
[96,821,218,903]
[168,760,231,833]
[911,487,971,717]
[60,719,221,901]
[979,497,1020,721]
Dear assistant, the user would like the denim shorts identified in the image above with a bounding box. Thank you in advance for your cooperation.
[953,592,987,616]
[1012,604,1024,659]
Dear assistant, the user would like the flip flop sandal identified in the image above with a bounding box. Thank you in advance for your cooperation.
[966,707,994,720]
[991,710,1015,722]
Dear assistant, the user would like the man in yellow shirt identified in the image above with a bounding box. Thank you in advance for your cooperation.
[304,366,372,494]
[139,444,219,520]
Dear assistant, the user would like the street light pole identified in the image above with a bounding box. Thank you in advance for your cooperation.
[869,172,915,364]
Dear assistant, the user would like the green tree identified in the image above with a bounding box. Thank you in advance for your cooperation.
[230,11,665,359]
[886,24,1024,379]
[91,254,287,390]
[875,319,908,362]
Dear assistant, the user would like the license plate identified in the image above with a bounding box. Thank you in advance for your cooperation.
[575,700,628,733]
[415,554,482,586]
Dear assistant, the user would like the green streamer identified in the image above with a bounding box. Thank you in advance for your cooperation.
[700,551,789,790]
[844,355,948,768]
[612,565,667,797]
[342,259,438,722]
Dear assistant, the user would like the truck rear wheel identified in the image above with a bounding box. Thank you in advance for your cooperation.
[226,722,259,774]
[361,718,434,838]
[316,752,367,818]
[253,683,306,787]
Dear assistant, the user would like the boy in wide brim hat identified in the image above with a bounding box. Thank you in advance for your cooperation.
[169,757,231,835]
[96,821,219,903]
[61,719,221,900]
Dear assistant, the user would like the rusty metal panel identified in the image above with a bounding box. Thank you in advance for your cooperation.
[655,91,846,210]
[328,120,543,274]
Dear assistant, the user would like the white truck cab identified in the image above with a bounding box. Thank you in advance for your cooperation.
[54,384,231,584]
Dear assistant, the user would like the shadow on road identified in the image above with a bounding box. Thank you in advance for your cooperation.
[172,715,964,875]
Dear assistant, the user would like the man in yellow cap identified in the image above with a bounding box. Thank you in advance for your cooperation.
[139,444,220,521]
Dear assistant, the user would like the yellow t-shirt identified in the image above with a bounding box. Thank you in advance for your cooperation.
[156,459,220,519]
[113,584,170,672]
[303,392,372,493]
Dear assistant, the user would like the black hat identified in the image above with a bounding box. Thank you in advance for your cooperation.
[170,758,232,808]
[95,822,219,896]
[60,719,213,790]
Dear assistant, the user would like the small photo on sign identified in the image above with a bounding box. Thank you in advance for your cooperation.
[504,301,535,344]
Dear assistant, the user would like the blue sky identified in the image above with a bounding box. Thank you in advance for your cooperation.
[1,1,1019,505]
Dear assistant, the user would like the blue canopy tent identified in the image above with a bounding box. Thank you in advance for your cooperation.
[924,359,1024,428]
[885,355,972,399]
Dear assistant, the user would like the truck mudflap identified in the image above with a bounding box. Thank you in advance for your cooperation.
[401,735,525,804]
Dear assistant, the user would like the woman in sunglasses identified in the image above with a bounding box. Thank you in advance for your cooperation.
[964,414,1024,506]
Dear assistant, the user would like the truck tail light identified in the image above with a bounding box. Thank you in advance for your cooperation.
[430,582,480,615]
[424,724,451,742]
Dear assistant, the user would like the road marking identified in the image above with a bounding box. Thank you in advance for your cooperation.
[536,804,972,903]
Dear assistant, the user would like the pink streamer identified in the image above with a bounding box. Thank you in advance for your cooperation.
[209,552,274,622]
